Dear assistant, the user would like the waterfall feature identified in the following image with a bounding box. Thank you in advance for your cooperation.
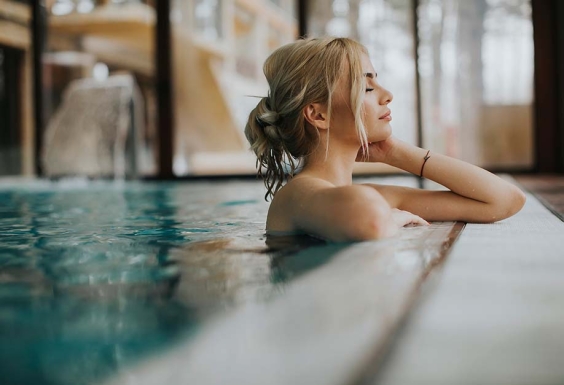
[42,74,144,179]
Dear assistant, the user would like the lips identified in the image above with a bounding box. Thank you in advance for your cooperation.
[379,110,391,120]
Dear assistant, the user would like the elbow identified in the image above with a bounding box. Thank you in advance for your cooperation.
[512,187,527,213]
[330,185,397,242]
[488,186,527,222]
[348,204,397,241]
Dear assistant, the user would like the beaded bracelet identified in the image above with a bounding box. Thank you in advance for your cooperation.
[420,150,431,177]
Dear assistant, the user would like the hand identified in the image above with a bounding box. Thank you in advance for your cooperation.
[356,136,399,163]
[391,208,429,228]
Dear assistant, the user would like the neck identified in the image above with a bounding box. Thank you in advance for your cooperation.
[298,132,359,186]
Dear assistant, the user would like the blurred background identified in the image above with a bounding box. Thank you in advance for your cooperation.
[0,0,560,179]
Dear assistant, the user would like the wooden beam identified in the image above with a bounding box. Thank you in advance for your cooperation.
[411,0,423,150]
[297,0,307,38]
[48,3,155,36]
[555,0,564,172]
[31,0,45,176]
[531,0,563,173]
[0,20,30,50]
[0,0,31,25]
[156,0,174,178]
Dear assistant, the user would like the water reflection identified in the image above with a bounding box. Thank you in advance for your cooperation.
[0,180,341,385]
[170,234,341,313]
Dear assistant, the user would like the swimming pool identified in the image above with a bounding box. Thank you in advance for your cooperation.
[0,177,462,385]
[0,178,340,385]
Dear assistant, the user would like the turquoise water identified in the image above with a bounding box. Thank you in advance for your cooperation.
[0,180,337,385]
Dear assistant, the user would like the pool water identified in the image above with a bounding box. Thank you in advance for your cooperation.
[0,179,337,385]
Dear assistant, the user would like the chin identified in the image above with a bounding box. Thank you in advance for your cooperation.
[369,125,392,142]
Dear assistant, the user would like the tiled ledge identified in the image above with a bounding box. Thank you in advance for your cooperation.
[369,192,564,385]
[516,175,564,221]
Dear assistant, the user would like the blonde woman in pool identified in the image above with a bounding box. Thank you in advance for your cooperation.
[245,37,526,242]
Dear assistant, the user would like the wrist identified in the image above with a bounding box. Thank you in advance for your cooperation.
[420,149,431,177]
[386,141,429,175]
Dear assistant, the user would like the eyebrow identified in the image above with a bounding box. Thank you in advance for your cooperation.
[363,72,377,79]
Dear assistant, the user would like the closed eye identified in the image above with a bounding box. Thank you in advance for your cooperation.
[364,72,377,92]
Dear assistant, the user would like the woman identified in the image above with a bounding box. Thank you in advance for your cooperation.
[245,37,525,242]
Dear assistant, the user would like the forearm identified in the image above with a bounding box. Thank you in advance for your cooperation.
[386,140,521,205]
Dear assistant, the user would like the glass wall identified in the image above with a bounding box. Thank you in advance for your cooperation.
[309,0,534,171]
[0,0,538,178]
[41,0,158,178]
[0,0,33,176]
[417,0,533,168]
[170,0,297,176]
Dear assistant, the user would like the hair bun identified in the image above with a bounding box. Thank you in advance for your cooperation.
[263,124,280,141]
[255,115,281,142]
[256,98,281,141]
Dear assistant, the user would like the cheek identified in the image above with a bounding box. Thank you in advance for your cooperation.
[362,100,379,125]
[363,101,392,139]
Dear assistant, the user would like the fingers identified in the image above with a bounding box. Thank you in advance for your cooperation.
[391,209,430,227]
[406,211,429,226]
[409,214,430,226]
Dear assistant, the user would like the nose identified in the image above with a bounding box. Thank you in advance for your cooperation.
[380,86,393,105]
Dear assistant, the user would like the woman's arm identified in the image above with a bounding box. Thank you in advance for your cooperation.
[361,137,526,222]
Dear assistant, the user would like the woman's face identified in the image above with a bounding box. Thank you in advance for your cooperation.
[330,53,394,145]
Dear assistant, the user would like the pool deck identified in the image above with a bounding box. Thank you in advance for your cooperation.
[101,176,564,385]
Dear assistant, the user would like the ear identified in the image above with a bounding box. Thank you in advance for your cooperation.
[303,103,329,130]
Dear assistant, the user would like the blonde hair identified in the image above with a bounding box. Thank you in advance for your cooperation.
[245,37,369,201]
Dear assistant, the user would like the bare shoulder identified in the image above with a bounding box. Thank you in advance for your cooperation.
[266,177,391,238]
[266,176,333,232]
